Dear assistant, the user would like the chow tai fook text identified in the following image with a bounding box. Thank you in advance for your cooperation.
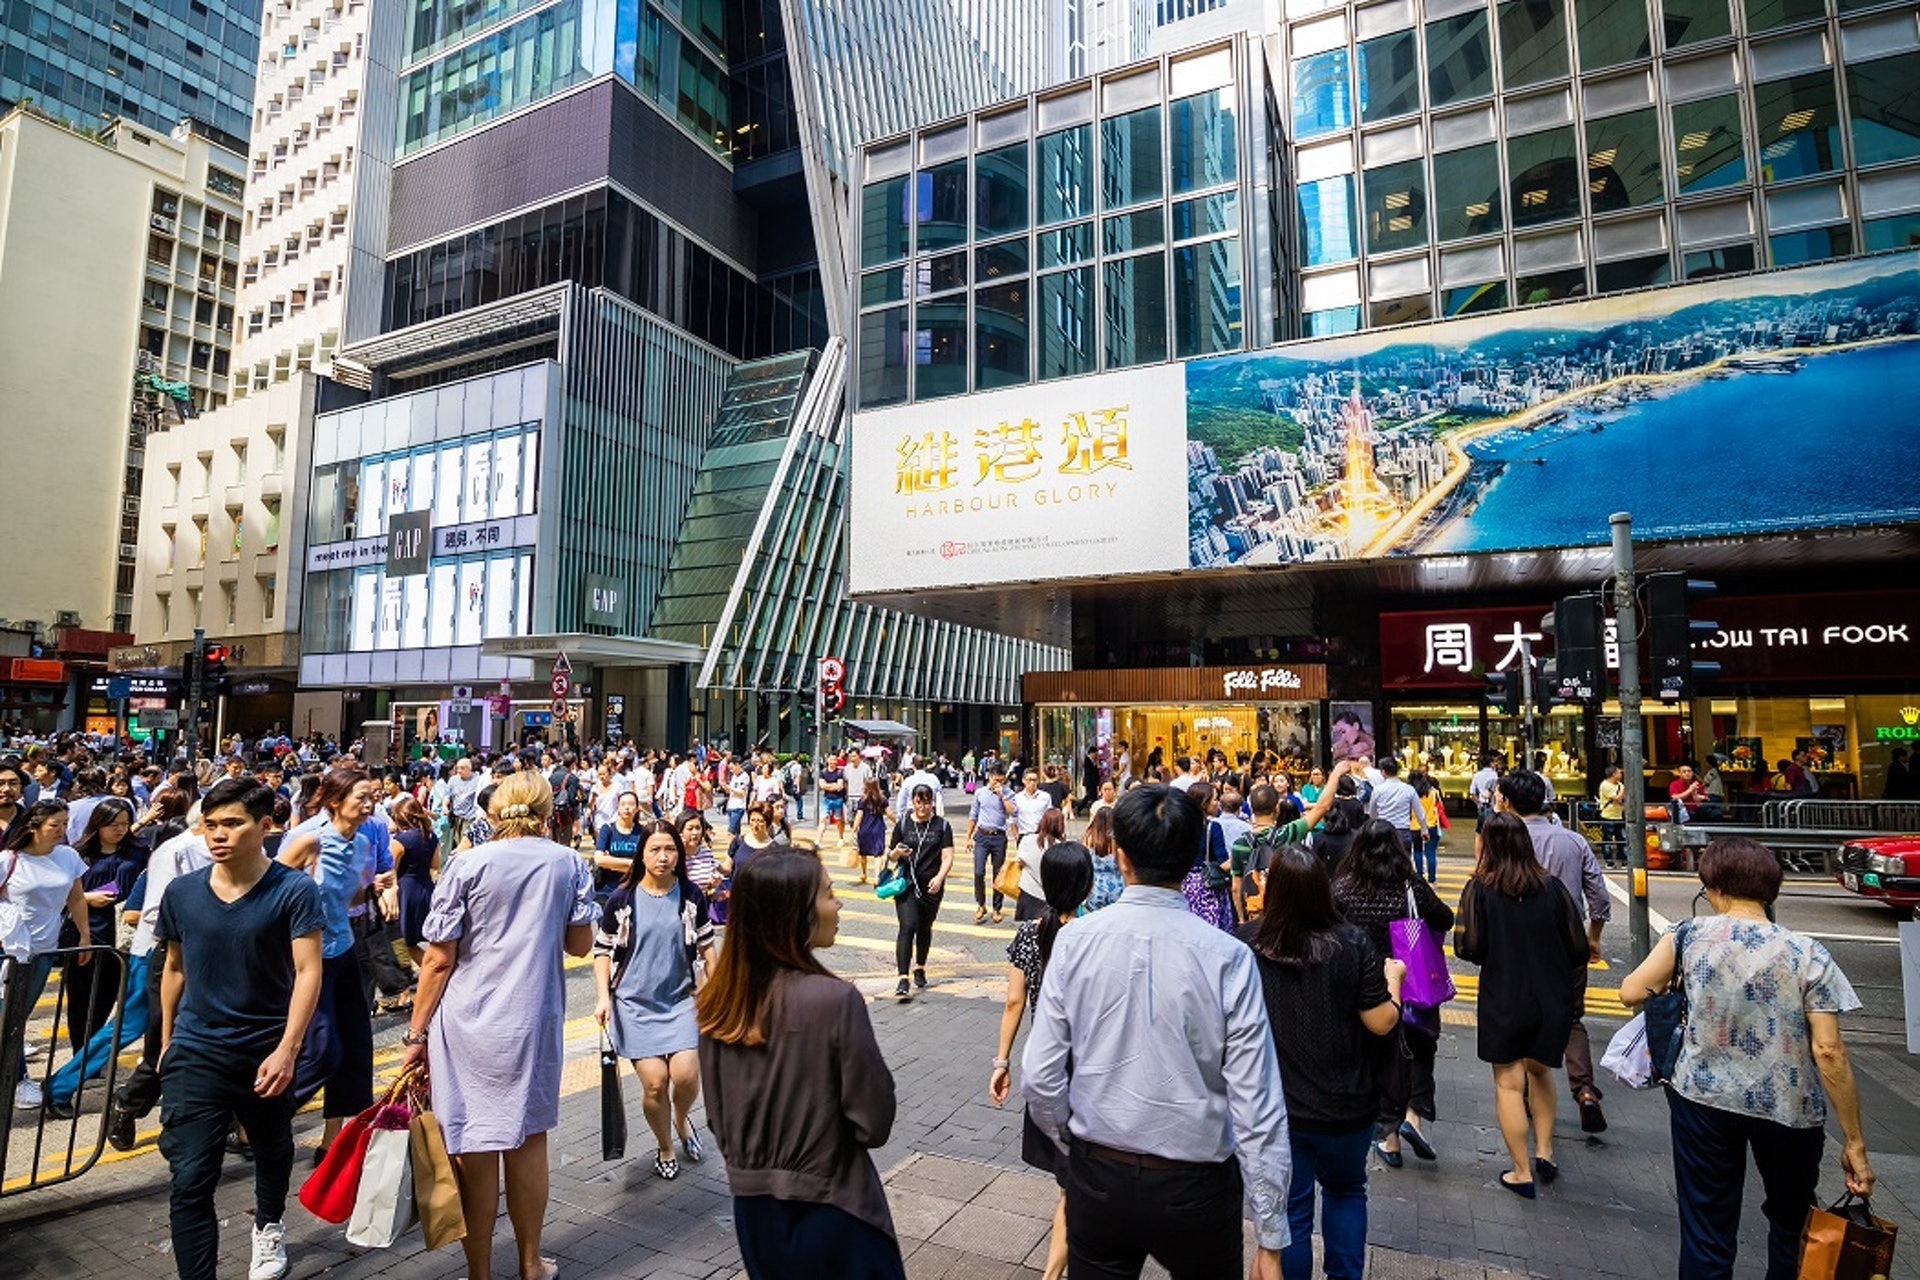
[1380,592,1920,689]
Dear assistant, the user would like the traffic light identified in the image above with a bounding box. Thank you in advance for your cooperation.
[818,656,847,717]
[1551,593,1607,703]
[1484,668,1522,715]
[179,648,203,693]
[1531,655,1557,714]
[1647,572,1720,701]
[202,644,231,695]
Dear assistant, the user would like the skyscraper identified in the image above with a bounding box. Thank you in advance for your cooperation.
[0,0,261,141]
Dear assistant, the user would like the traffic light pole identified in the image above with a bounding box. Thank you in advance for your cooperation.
[1518,636,1538,763]
[183,628,206,765]
[1611,513,1650,965]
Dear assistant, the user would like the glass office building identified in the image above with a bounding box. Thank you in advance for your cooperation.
[1283,0,1920,334]
[855,35,1285,408]
[0,0,258,140]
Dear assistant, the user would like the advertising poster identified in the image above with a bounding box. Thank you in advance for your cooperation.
[1328,702,1376,762]
[847,364,1190,593]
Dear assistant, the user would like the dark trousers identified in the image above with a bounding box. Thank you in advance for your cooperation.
[1064,1141,1243,1280]
[353,913,413,1003]
[60,951,116,1051]
[291,950,374,1119]
[732,1195,907,1280]
[159,1042,298,1280]
[1376,1025,1439,1130]
[892,891,943,976]
[116,950,168,1117]
[1667,1089,1824,1280]
[1566,961,1597,1100]
[971,829,1007,910]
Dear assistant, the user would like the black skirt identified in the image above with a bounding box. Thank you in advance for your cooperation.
[1021,1109,1066,1188]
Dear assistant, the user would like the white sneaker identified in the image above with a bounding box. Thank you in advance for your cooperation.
[249,1221,288,1280]
[14,1078,43,1110]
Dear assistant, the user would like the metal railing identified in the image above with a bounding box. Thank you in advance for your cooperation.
[0,945,129,1197]
[1761,799,1920,834]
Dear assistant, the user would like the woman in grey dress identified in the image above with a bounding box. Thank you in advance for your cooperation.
[402,772,598,1280]
[593,819,716,1180]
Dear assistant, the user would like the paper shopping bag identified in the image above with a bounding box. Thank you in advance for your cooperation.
[1799,1194,1898,1280]
[408,1108,468,1251]
[345,1125,416,1248]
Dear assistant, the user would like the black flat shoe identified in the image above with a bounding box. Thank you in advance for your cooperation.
[1373,1141,1403,1169]
[1399,1121,1437,1161]
[1499,1172,1536,1199]
[912,968,928,990]
[1533,1157,1558,1185]
[894,978,911,999]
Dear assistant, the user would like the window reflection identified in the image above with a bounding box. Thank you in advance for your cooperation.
[1498,0,1569,90]
[1671,93,1747,192]
[1357,30,1420,123]
[1170,89,1238,193]
[1847,53,1920,167]
[1755,71,1843,183]
[1290,51,1352,140]
[1101,106,1164,209]
[1507,126,1583,226]
[1364,158,1429,253]
[1427,12,1495,107]
[1586,108,1665,210]
[1103,252,1168,368]
[1432,143,1504,241]
[1297,176,1357,265]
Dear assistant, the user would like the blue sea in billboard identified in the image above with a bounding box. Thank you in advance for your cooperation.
[1184,252,1920,568]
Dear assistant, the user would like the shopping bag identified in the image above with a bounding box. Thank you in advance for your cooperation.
[601,1032,628,1161]
[992,857,1022,902]
[1390,888,1456,1009]
[407,1104,468,1251]
[1601,1013,1654,1089]
[1798,1193,1898,1280]
[345,1124,416,1248]
[297,1111,378,1223]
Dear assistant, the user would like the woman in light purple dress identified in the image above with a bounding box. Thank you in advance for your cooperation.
[402,772,598,1280]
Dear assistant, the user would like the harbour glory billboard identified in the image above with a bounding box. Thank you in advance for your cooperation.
[847,250,1920,593]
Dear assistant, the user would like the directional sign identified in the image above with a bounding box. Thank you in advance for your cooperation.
[524,711,553,727]
[552,651,573,676]
[550,672,571,698]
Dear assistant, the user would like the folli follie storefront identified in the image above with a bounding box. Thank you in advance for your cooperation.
[1023,663,1330,780]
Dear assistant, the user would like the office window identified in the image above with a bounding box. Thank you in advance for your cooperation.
[1769,223,1852,264]
[1575,0,1651,72]
[1298,175,1358,265]
[913,300,968,399]
[1170,89,1238,194]
[1040,222,1095,266]
[861,176,910,266]
[1103,252,1168,368]
[918,250,967,297]
[862,267,907,307]
[399,0,600,153]
[1683,242,1755,277]
[976,143,1029,238]
[1364,158,1430,253]
[915,160,969,251]
[976,238,1028,283]
[1672,93,1747,192]
[1444,280,1509,314]
[1174,192,1239,241]
[1427,12,1495,107]
[1660,0,1731,48]
[976,281,1029,390]
[859,306,908,406]
[1514,266,1587,303]
[1508,126,1583,226]
[1174,237,1242,358]
[1358,30,1421,123]
[1499,0,1570,90]
[1101,105,1163,209]
[1744,0,1824,35]
[1755,71,1842,183]
[1038,126,1093,225]
[1037,267,1096,380]
[1596,253,1673,291]
[1863,211,1920,250]
[1104,207,1165,253]
[1290,50,1352,140]
[1587,108,1665,210]
[1306,306,1362,335]
[1433,143,1504,240]
[1848,53,1920,167]
[1371,295,1434,327]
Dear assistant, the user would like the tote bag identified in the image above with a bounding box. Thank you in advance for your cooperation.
[1389,887,1456,1011]
[345,1123,416,1248]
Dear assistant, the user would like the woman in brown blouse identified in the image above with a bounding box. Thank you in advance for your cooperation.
[696,850,904,1279]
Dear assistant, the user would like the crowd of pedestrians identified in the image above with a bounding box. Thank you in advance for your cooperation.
[0,728,1883,1280]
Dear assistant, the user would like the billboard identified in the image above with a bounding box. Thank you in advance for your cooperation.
[849,252,1920,591]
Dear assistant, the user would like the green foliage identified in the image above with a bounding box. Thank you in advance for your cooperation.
[1188,402,1305,465]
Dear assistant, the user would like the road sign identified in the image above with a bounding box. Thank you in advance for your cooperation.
[486,693,513,716]
[819,656,845,684]
[107,676,133,700]
[550,672,571,698]
[524,711,553,727]
[450,698,473,715]
[552,651,573,676]
[550,695,570,718]
[141,709,180,729]
[452,684,473,700]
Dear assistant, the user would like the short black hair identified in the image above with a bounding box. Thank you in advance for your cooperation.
[1379,758,1400,776]
[202,777,275,821]
[911,784,934,801]
[1110,783,1204,887]
[1497,769,1548,816]
[1697,836,1783,904]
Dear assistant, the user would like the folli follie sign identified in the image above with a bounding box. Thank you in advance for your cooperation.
[1024,664,1329,705]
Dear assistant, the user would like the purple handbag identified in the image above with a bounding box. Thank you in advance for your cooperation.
[1390,886,1456,1011]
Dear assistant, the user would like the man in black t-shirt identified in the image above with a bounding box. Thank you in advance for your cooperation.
[156,778,324,1280]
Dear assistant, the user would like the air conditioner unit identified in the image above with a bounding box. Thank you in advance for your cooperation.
[151,214,175,233]
[55,611,82,627]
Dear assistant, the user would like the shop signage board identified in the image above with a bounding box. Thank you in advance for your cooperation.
[1381,591,1920,689]
[1024,664,1329,704]
[386,510,433,577]
[584,574,624,625]
[849,251,1920,593]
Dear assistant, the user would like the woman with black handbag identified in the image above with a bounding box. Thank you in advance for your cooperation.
[886,785,953,1000]
[1620,836,1873,1280]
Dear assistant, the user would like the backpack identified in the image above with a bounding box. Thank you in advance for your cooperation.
[1239,825,1290,913]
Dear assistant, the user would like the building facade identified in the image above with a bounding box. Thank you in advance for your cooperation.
[0,0,259,140]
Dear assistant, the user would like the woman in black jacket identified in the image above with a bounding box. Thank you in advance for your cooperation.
[1333,819,1454,1167]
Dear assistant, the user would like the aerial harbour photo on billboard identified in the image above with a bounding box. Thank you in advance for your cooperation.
[1186,250,1920,568]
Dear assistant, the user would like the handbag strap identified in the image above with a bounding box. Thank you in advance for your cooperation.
[1404,884,1419,921]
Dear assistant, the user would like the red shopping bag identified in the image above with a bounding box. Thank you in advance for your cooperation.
[297,1112,377,1223]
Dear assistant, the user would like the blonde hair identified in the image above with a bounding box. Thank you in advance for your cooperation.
[487,770,553,840]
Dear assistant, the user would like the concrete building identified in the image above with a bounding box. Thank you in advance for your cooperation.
[0,106,246,733]
[0,0,261,141]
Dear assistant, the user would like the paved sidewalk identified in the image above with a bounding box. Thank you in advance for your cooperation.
[5,938,1919,1278]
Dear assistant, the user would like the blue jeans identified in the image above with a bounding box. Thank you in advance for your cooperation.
[3,953,56,1083]
[790,791,805,820]
[1282,1124,1372,1280]
[48,952,147,1105]
[1413,830,1438,881]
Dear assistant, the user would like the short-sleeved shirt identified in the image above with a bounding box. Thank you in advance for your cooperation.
[888,814,954,891]
[1008,920,1045,1010]
[1232,818,1311,879]
[0,846,86,955]
[596,821,644,892]
[155,860,326,1058]
[1672,914,1861,1129]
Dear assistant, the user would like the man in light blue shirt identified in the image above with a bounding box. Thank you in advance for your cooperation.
[964,769,1012,922]
[1023,783,1291,1279]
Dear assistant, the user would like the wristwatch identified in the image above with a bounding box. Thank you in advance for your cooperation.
[400,1027,430,1046]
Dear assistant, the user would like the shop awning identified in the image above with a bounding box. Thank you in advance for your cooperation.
[840,718,919,738]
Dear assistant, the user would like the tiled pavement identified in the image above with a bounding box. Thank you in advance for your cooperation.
[5,826,1919,1279]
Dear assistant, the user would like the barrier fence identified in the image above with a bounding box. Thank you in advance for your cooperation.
[0,945,129,1197]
